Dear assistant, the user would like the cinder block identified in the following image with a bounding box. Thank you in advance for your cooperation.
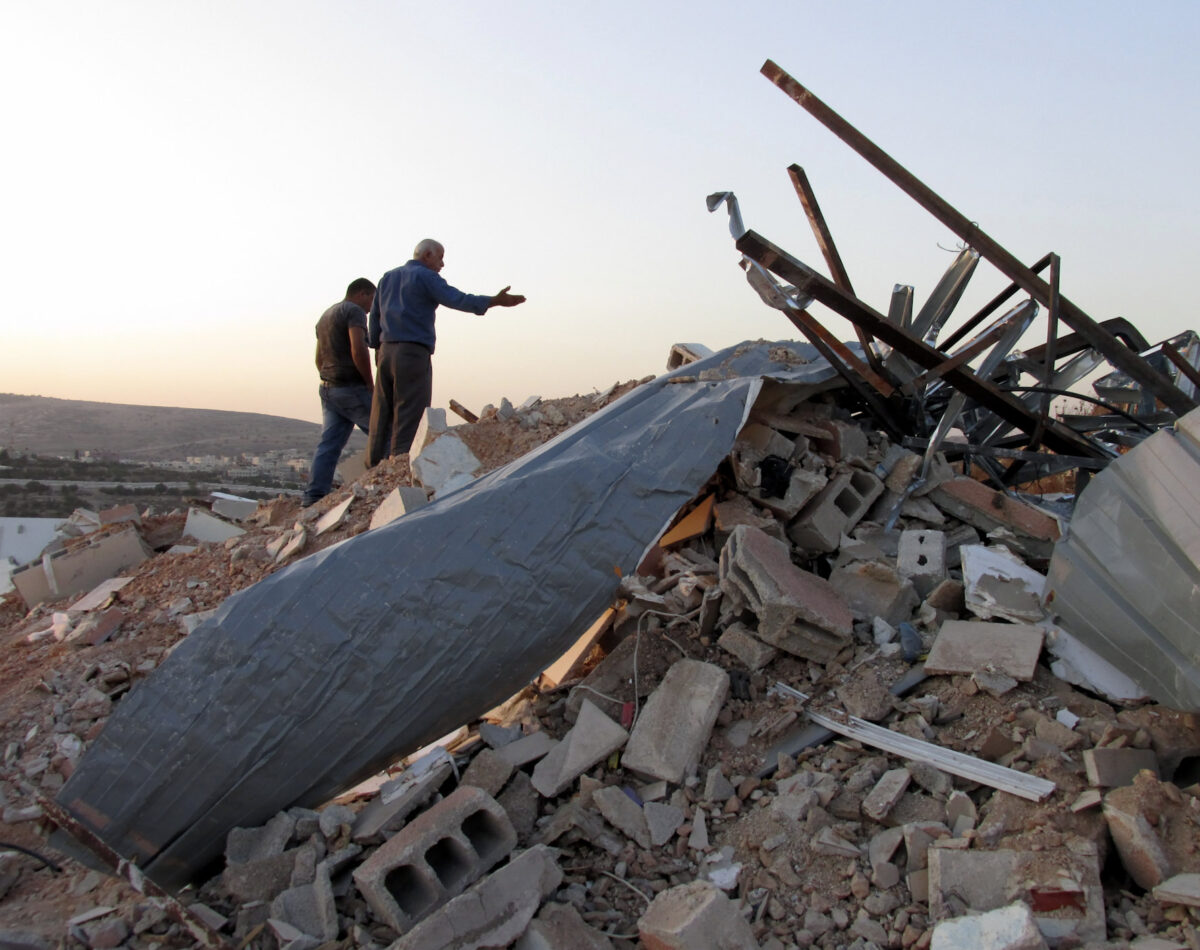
[897,529,946,598]
[392,845,562,950]
[788,468,883,553]
[718,524,853,663]
[352,785,517,934]
[638,879,758,950]
[621,659,729,784]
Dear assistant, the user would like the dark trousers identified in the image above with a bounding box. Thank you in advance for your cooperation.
[367,341,433,466]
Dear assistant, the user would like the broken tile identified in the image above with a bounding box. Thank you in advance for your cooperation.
[924,620,1043,681]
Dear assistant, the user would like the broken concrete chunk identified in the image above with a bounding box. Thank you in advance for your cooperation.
[930,901,1048,950]
[637,879,758,950]
[351,756,453,842]
[531,700,627,798]
[369,486,430,530]
[226,812,296,866]
[1084,747,1159,788]
[410,431,482,495]
[719,524,852,663]
[495,730,558,769]
[514,900,615,950]
[715,622,777,671]
[924,620,1044,681]
[828,559,920,628]
[1153,873,1200,907]
[183,508,246,543]
[313,496,353,536]
[269,861,337,943]
[862,768,911,822]
[929,845,1103,946]
[460,747,516,797]
[644,801,684,847]
[591,785,651,849]
[960,544,1046,623]
[622,659,729,785]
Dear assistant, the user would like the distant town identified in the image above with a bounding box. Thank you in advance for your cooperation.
[0,445,308,519]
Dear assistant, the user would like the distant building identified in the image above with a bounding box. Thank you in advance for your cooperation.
[0,516,64,595]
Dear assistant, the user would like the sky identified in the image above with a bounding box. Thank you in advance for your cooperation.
[2,1,1197,427]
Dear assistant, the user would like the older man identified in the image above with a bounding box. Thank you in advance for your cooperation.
[366,239,525,465]
[302,277,376,507]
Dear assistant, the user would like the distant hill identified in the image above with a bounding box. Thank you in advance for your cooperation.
[0,393,342,460]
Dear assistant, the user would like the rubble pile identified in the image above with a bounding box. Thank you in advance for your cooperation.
[5,370,1200,950]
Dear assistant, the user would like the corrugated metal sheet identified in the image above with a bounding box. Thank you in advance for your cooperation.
[1045,407,1200,710]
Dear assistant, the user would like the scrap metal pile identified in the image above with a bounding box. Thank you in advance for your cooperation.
[710,60,1200,500]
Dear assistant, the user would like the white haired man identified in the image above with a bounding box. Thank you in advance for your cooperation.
[366,239,525,465]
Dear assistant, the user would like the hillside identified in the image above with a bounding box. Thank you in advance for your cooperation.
[0,393,330,460]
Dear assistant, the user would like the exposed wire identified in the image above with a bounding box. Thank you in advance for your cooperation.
[0,841,62,873]
[599,869,652,905]
[1006,386,1157,434]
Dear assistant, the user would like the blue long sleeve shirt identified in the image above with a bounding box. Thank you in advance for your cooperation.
[367,259,492,354]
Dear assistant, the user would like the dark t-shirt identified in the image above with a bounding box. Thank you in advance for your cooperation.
[315,300,368,385]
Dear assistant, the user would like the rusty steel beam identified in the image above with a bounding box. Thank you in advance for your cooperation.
[38,794,232,948]
[786,164,885,376]
[736,229,1105,459]
[760,59,1196,416]
[781,306,905,438]
[786,305,896,397]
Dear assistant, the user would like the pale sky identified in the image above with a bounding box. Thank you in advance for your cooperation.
[2,2,1197,426]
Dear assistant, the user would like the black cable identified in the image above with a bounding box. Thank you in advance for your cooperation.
[0,840,62,872]
[1006,386,1158,434]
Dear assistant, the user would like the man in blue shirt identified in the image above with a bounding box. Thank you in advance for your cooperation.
[302,277,376,507]
[366,239,525,466]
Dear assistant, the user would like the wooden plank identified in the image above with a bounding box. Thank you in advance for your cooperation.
[448,399,478,423]
[659,494,715,547]
[538,608,616,689]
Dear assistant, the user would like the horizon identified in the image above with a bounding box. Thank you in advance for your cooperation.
[3,2,1197,426]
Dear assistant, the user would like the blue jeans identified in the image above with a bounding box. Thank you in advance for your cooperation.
[303,383,372,505]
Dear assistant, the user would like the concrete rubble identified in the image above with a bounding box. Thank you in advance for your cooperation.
[5,362,1200,950]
